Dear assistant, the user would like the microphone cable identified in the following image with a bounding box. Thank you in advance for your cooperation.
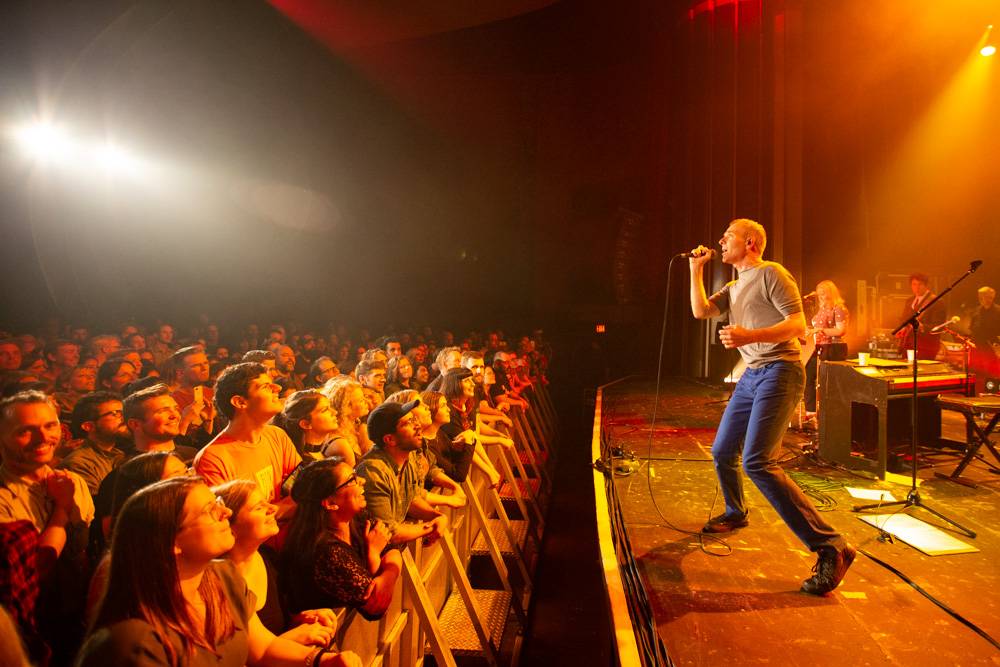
[641,254,733,557]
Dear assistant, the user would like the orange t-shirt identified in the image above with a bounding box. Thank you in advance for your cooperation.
[194,425,301,501]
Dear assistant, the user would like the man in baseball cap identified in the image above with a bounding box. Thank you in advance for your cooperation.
[356,399,447,545]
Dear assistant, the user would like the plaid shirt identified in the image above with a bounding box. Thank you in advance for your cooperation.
[0,520,44,653]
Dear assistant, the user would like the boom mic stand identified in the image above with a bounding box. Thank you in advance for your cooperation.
[943,327,977,398]
[853,260,983,538]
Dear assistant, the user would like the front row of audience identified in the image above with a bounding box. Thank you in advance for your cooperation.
[0,337,545,666]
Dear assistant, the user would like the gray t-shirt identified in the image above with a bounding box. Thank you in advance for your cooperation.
[709,261,803,368]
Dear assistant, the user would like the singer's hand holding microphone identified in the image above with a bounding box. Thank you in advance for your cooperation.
[684,246,716,266]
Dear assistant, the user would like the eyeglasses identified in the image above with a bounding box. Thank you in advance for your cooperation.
[333,474,359,493]
[97,409,123,420]
[182,496,230,528]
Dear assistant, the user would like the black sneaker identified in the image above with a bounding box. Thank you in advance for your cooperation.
[800,544,857,595]
[702,510,750,533]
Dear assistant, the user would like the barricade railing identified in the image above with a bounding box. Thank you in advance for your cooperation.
[327,383,555,666]
[592,379,673,667]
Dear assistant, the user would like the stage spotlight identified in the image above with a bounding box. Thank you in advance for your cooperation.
[982,25,995,57]
[13,123,73,162]
[982,45,996,57]
[96,144,140,174]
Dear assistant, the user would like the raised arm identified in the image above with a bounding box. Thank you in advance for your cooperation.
[689,248,721,320]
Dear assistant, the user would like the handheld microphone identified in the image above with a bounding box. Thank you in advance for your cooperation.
[929,316,961,334]
[679,248,717,259]
[802,291,817,300]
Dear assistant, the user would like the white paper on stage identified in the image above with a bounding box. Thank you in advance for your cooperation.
[845,487,896,502]
[858,514,979,556]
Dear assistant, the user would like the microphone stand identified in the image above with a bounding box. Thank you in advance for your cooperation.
[853,261,982,538]
[942,328,977,398]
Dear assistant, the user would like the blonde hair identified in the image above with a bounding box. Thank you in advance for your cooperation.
[816,280,845,308]
[322,376,362,428]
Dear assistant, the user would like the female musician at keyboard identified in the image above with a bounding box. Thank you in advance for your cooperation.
[804,280,849,418]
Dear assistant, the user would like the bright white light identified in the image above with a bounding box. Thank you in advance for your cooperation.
[982,45,997,57]
[96,144,140,174]
[13,123,74,162]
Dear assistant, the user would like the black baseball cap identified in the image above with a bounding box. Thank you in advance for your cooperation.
[367,398,421,447]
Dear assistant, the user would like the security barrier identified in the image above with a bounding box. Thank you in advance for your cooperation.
[329,384,557,666]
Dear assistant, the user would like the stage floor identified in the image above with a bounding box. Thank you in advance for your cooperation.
[602,378,1000,666]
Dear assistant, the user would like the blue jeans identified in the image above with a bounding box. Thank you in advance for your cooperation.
[712,360,844,552]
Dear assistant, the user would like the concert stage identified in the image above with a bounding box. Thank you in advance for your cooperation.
[596,377,1000,666]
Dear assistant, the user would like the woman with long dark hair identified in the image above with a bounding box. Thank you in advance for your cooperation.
[272,390,339,462]
[283,459,401,621]
[79,476,360,667]
[419,390,476,486]
[438,368,505,486]
[383,355,415,396]
[86,451,190,623]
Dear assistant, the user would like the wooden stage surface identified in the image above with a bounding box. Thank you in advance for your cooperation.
[601,377,1000,666]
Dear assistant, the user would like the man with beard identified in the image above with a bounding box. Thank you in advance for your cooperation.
[380,336,402,359]
[57,391,128,495]
[96,358,138,394]
[356,400,447,545]
[42,340,80,388]
[269,343,304,394]
[0,391,94,529]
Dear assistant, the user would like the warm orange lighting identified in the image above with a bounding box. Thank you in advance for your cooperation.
[595,324,606,333]
[982,45,997,57]
[866,20,995,248]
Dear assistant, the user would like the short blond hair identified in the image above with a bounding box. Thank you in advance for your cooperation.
[730,218,767,255]
[979,286,996,298]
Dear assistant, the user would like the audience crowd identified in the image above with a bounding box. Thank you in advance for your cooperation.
[0,318,551,666]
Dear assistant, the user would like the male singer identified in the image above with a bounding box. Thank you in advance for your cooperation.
[688,218,854,595]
